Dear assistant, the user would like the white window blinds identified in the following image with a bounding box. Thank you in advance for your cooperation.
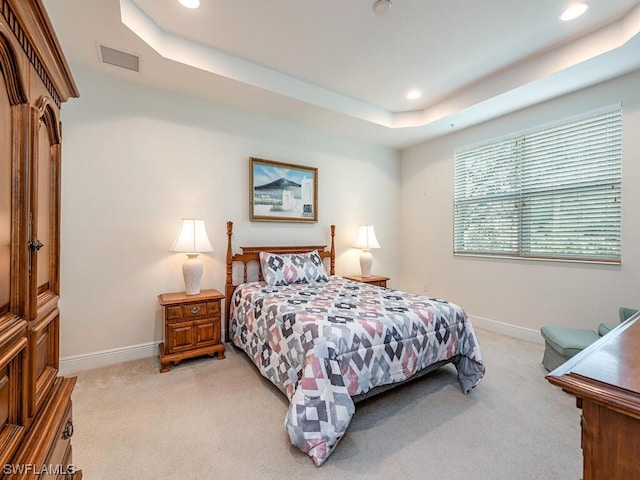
[454,106,622,263]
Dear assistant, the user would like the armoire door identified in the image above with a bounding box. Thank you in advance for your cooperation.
[0,28,29,465]
[26,97,62,417]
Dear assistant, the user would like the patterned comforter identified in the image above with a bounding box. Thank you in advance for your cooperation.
[230,277,485,466]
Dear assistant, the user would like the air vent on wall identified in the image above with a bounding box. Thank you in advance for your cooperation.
[99,45,140,72]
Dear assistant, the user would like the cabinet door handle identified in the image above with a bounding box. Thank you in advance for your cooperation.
[62,418,74,439]
[189,306,200,314]
[28,239,44,251]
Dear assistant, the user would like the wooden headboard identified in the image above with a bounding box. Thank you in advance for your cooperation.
[224,220,335,341]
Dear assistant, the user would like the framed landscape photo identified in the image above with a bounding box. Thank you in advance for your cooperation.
[250,157,318,223]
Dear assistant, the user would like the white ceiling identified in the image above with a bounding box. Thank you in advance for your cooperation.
[44,0,640,149]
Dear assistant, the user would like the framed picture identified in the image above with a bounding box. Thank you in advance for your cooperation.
[250,157,318,223]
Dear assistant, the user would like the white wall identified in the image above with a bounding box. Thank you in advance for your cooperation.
[59,69,399,367]
[400,70,640,340]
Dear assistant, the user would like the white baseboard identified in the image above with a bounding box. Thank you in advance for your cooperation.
[59,321,541,375]
[469,314,544,344]
[59,341,161,375]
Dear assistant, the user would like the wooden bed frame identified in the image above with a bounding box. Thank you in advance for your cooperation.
[224,220,335,342]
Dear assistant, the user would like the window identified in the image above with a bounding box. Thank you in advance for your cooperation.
[454,106,622,263]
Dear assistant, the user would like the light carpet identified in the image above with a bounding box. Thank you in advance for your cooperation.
[70,328,582,479]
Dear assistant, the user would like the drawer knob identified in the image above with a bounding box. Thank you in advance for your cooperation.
[189,306,200,314]
[62,418,74,440]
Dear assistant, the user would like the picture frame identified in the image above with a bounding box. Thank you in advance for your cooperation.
[250,157,318,223]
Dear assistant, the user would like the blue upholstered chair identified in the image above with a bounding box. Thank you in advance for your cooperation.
[540,307,638,372]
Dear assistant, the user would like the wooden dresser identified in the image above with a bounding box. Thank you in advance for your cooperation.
[0,1,80,478]
[546,312,640,480]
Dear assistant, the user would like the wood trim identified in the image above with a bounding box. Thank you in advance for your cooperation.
[548,372,640,421]
[34,94,61,143]
[1,0,79,105]
[0,424,24,467]
[10,102,30,321]
[0,29,27,105]
[0,321,27,365]
[224,221,335,342]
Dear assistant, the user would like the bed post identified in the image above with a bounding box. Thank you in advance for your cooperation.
[330,225,335,275]
[225,221,234,342]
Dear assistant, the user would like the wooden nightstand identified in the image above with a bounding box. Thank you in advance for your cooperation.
[158,289,225,373]
[343,274,390,288]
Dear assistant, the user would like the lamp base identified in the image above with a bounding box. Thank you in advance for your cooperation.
[182,254,203,295]
[359,250,373,278]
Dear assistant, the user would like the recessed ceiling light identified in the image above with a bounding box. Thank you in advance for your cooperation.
[560,3,588,21]
[406,90,422,100]
[373,0,392,15]
[179,0,200,9]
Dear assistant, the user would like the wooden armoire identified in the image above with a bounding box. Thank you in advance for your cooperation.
[0,0,80,478]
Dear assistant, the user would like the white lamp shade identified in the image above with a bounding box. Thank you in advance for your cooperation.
[353,225,381,250]
[171,219,213,253]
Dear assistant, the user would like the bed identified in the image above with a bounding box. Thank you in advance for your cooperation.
[225,221,485,466]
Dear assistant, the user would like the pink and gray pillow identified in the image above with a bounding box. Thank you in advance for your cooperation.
[259,250,329,286]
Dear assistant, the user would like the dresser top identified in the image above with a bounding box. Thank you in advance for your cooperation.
[562,317,640,394]
[547,313,640,411]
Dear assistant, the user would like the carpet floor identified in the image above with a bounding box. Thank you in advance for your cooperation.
[70,328,582,479]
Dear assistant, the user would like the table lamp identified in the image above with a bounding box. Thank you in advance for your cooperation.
[171,218,213,295]
[353,225,380,278]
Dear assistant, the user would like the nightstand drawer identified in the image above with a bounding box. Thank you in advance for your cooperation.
[181,302,208,318]
[207,301,220,316]
[166,303,209,323]
[167,306,183,320]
